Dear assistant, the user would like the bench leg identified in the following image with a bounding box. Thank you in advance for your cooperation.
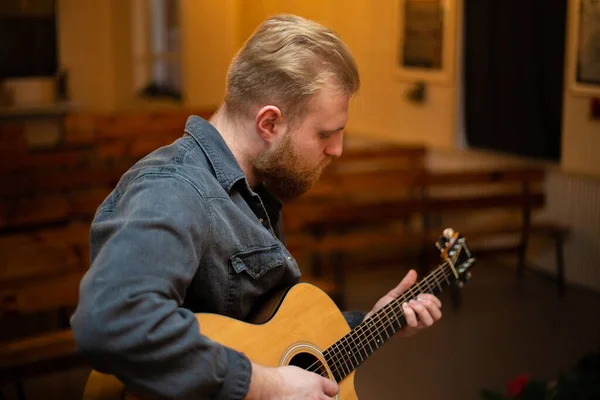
[15,380,26,400]
[10,368,26,400]
[555,235,566,297]
[310,253,324,278]
[59,307,72,329]
[517,242,527,280]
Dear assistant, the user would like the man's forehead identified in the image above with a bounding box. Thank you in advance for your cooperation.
[306,91,349,119]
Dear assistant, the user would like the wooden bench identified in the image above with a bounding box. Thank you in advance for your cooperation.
[0,226,87,399]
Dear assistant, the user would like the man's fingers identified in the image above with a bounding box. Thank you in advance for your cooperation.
[417,293,442,309]
[389,269,418,298]
[322,378,339,397]
[409,300,434,326]
[417,296,442,321]
[402,301,418,327]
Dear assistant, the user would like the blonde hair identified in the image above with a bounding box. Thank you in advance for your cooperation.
[225,14,360,122]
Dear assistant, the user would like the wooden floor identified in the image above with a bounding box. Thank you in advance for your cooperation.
[1,258,599,400]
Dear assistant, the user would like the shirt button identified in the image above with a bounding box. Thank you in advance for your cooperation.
[258,218,264,223]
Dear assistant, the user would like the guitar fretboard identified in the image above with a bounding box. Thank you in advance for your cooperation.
[322,260,458,383]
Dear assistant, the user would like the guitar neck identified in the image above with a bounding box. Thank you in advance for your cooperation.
[322,260,458,382]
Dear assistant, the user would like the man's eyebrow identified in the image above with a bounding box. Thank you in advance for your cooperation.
[321,126,345,133]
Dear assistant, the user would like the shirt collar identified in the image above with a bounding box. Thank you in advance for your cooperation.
[184,115,282,211]
[184,115,246,193]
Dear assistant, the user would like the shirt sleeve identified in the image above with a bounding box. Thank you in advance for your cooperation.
[343,310,367,329]
[70,173,251,400]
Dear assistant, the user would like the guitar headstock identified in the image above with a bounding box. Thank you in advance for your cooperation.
[435,228,475,286]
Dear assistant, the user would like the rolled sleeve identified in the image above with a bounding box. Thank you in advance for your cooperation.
[217,347,252,400]
[71,173,251,399]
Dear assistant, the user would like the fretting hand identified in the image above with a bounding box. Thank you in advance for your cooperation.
[362,269,442,338]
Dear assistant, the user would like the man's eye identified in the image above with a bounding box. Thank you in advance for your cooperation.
[319,132,333,139]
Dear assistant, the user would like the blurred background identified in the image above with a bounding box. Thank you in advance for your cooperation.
[1,0,599,399]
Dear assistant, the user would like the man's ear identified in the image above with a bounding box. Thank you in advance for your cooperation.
[255,105,284,144]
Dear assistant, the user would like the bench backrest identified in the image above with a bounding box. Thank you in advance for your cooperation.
[0,109,214,320]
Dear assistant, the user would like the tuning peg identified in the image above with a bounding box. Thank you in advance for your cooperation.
[443,228,455,239]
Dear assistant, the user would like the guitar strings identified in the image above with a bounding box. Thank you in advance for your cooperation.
[335,250,463,372]
[306,262,453,377]
[321,261,455,378]
[304,262,453,378]
[324,247,465,378]
[324,259,458,379]
[303,257,459,378]
[331,245,464,373]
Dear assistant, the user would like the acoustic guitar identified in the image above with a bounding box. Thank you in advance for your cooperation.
[83,228,474,400]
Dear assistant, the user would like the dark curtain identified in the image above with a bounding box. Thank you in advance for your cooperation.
[464,0,567,162]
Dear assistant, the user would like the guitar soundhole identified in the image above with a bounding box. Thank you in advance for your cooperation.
[289,352,325,375]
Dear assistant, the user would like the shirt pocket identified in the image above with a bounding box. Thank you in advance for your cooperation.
[229,244,286,280]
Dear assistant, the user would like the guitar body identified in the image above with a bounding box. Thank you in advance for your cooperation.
[83,283,358,400]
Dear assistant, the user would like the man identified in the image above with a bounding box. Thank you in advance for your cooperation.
[71,14,442,400]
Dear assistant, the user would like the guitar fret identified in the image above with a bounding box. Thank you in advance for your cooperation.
[328,344,343,379]
[339,356,350,377]
[365,323,375,353]
[377,312,390,341]
[392,317,402,331]
[443,270,450,285]
[343,336,359,371]
[338,345,349,377]
[348,334,361,369]
[425,279,433,293]
[330,361,342,383]
[355,345,366,364]
[433,272,442,292]
[357,326,371,361]
[358,345,367,362]
[369,336,379,352]
[385,323,395,338]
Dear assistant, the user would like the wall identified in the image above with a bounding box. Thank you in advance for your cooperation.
[55,0,461,150]
[561,93,600,178]
[57,0,116,111]
[57,0,239,111]
[235,0,459,150]
[560,0,600,178]
[53,0,600,163]
[181,0,239,110]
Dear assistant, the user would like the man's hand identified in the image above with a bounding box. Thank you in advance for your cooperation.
[363,269,442,338]
[246,362,338,400]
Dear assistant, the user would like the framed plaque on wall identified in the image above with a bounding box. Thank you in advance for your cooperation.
[392,0,458,85]
[567,0,600,95]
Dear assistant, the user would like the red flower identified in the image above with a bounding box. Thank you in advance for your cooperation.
[507,374,529,397]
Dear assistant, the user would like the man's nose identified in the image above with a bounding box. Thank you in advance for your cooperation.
[324,134,343,158]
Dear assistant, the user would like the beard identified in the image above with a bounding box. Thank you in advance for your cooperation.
[253,134,331,201]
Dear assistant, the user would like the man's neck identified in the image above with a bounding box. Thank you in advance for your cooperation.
[209,105,260,188]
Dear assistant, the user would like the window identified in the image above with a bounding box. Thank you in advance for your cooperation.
[132,0,182,101]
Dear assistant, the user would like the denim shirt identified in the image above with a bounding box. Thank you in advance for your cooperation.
[71,115,365,400]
